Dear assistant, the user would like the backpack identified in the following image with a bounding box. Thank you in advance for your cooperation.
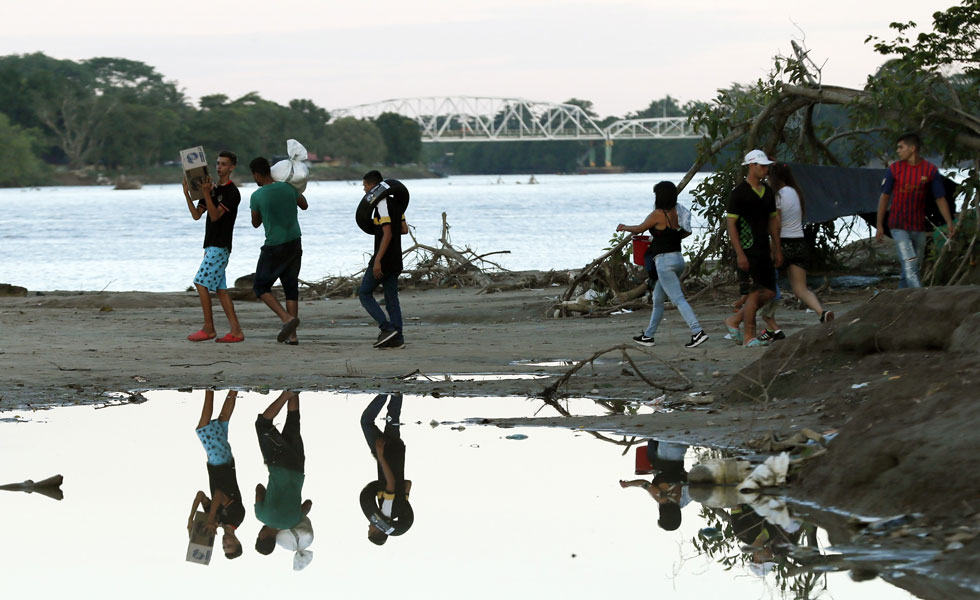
[924,174,958,231]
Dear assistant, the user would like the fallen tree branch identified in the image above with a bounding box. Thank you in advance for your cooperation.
[541,344,692,400]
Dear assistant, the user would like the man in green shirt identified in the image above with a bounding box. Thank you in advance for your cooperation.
[254,390,312,555]
[249,157,309,344]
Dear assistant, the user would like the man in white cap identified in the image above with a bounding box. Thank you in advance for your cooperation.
[724,150,782,347]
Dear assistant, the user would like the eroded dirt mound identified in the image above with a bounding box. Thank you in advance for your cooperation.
[721,286,980,519]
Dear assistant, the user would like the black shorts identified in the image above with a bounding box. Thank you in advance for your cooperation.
[744,254,776,292]
[255,411,305,471]
[780,238,810,269]
[254,238,302,300]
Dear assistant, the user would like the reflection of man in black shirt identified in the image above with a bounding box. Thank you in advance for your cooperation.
[359,394,413,544]
[189,389,245,559]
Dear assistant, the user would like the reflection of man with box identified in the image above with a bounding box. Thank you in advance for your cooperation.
[254,390,312,557]
[249,157,308,344]
[189,389,245,560]
[183,150,245,343]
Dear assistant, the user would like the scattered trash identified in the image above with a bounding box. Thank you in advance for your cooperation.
[851,382,870,389]
[505,434,528,440]
[609,309,633,315]
[99,306,113,312]
[712,371,721,378]
[450,425,466,431]
[429,420,439,428]
[132,375,148,383]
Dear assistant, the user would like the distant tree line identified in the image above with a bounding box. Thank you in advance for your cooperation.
[0,52,881,188]
[0,53,422,186]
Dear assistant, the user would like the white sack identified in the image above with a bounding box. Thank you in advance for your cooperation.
[271,139,310,194]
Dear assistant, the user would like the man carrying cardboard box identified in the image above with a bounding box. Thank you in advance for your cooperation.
[183,151,245,343]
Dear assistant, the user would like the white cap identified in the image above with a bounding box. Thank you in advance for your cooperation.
[742,149,774,166]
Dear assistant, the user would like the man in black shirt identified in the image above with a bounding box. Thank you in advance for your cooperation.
[183,150,244,343]
[356,171,409,349]
[724,150,782,347]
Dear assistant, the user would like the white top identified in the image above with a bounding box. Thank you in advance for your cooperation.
[776,187,804,239]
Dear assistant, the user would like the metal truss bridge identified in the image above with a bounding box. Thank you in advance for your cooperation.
[331,97,699,165]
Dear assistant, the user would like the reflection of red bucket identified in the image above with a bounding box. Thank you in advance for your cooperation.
[635,445,654,475]
[632,235,651,266]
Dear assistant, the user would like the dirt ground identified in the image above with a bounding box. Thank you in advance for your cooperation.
[1,278,978,596]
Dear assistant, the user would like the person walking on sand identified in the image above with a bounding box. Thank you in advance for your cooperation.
[189,389,245,559]
[183,151,244,343]
[617,181,707,349]
[357,171,409,349]
[249,157,308,344]
[875,133,956,288]
[755,162,834,342]
[254,390,312,559]
[724,150,782,347]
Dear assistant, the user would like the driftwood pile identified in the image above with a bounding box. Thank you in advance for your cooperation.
[301,213,568,299]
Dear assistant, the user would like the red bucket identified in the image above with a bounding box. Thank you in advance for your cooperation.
[631,235,651,266]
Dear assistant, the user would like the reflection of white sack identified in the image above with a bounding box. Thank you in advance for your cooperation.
[276,516,314,571]
[271,139,310,194]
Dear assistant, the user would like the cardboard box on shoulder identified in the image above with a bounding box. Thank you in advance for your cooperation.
[186,510,215,565]
[181,146,209,201]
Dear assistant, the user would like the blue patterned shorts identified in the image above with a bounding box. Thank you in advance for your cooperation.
[196,419,233,465]
[194,246,230,292]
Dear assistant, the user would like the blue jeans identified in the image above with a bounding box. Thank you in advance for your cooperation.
[644,252,702,337]
[359,269,402,333]
[892,229,926,288]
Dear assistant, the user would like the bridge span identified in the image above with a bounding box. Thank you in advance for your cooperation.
[330,96,700,166]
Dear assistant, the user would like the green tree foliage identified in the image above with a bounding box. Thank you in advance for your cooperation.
[0,113,47,186]
[0,53,336,178]
[374,112,422,164]
[323,117,386,165]
[631,95,689,118]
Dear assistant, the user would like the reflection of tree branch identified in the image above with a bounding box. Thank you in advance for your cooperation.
[540,397,640,449]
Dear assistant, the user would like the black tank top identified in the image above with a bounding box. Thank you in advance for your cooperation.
[647,210,683,256]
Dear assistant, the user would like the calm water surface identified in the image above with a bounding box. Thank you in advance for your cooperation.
[0,390,916,600]
[0,173,714,292]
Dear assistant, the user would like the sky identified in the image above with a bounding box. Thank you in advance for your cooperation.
[0,0,956,118]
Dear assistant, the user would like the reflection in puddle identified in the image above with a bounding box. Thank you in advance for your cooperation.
[410,373,547,382]
[0,390,931,599]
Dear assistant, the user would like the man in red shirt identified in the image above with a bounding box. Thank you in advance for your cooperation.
[875,133,956,288]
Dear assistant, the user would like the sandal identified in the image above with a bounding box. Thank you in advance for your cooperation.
[216,333,245,343]
[187,330,216,342]
[820,310,835,323]
[725,324,744,344]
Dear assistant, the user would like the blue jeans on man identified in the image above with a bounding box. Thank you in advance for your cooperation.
[891,229,926,288]
[358,269,402,334]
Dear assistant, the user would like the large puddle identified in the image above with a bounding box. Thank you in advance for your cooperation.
[0,391,939,599]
